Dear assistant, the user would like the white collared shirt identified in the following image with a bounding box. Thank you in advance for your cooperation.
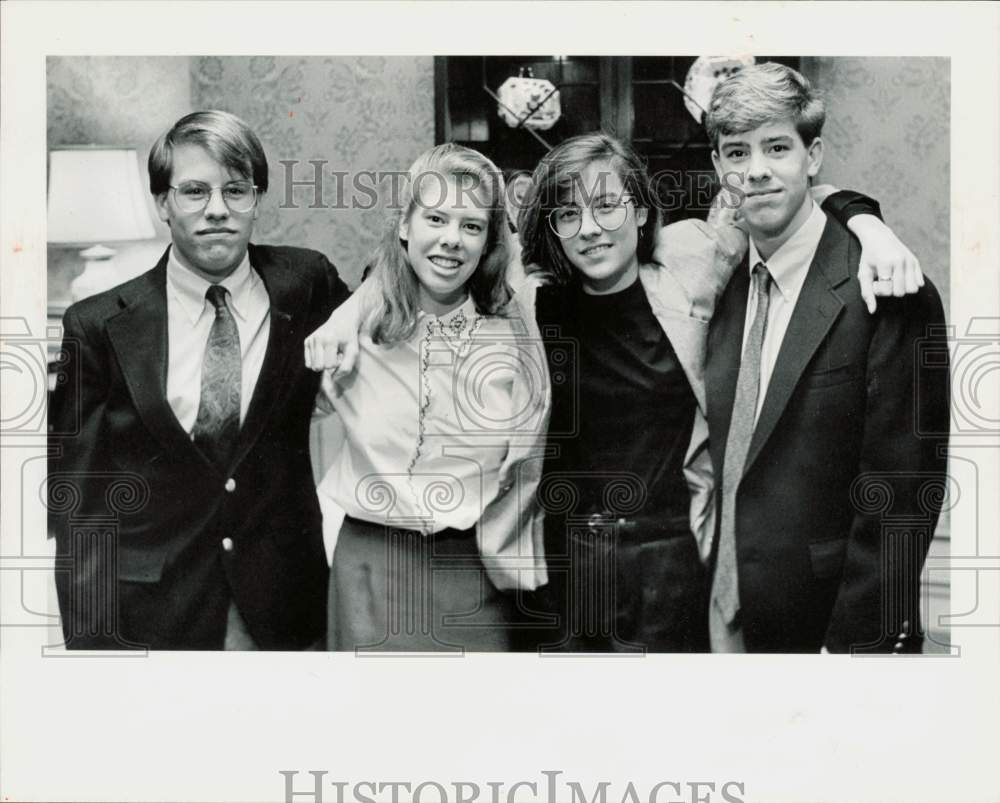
[318,296,514,532]
[744,201,828,424]
[165,248,271,432]
[315,295,549,590]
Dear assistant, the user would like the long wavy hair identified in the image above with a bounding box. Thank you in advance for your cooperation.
[367,144,512,346]
[518,132,660,287]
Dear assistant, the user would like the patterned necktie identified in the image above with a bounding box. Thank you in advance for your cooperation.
[713,262,772,625]
[192,284,241,469]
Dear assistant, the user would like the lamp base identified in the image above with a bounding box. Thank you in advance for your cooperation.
[69,244,120,303]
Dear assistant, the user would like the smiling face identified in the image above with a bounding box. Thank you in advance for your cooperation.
[712,118,823,256]
[556,160,648,295]
[400,174,490,316]
[155,143,258,282]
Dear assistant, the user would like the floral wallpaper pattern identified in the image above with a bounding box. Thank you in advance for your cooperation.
[802,57,950,314]
[46,56,189,303]
[190,56,435,288]
[45,56,950,645]
[802,58,952,649]
[186,56,434,475]
[47,56,191,157]
[49,56,946,304]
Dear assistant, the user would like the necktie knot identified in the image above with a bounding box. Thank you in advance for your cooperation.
[753,262,772,294]
[206,284,229,311]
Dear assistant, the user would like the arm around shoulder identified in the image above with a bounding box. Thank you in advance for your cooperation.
[651,214,747,319]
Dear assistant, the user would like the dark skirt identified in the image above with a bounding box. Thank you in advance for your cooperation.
[328,516,517,652]
[515,515,709,653]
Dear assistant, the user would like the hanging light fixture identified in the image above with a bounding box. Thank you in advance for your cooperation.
[682,55,756,122]
[497,67,561,131]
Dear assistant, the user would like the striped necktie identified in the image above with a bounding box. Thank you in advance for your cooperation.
[712,262,772,625]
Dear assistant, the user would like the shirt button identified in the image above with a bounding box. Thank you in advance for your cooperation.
[224,478,236,492]
[221,537,234,552]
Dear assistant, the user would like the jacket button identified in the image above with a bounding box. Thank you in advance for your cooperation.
[225,478,236,492]
[221,537,234,552]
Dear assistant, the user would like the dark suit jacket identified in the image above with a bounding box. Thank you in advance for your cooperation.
[48,244,350,650]
[705,214,950,653]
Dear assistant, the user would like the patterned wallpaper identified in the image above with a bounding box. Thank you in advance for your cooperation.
[47,56,191,161]
[802,58,952,648]
[185,56,434,476]
[47,56,434,301]
[48,56,945,305]
[802,57,950,314]
[44,55,953,639]
[46,56,189,303]
[190,56,435,288]
[46,55,433,478]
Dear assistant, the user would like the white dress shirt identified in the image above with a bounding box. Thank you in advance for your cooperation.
[316,295,548,591]
[165,249,271,433]
[744,201,828,424]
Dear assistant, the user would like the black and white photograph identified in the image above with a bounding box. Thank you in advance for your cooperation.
[1,3,998,802]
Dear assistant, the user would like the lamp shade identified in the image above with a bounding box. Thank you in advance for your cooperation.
[47,147,156,245]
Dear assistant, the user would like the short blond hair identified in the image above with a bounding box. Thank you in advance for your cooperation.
[148,110,268,195]
[705,62,826,150]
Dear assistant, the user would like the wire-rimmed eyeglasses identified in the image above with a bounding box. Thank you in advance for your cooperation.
[547,196,636,239]
[169,180,259,214]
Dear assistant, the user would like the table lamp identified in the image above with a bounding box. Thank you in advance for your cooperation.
[47,146,157,302]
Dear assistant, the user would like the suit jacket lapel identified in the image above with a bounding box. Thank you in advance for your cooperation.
[105,251,214,466]
[706,262,750,472]
[742,216,850,475]
[231,244,307,467]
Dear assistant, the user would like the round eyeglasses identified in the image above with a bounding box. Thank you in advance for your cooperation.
[547,196,635,239]
[169,180,259,214]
